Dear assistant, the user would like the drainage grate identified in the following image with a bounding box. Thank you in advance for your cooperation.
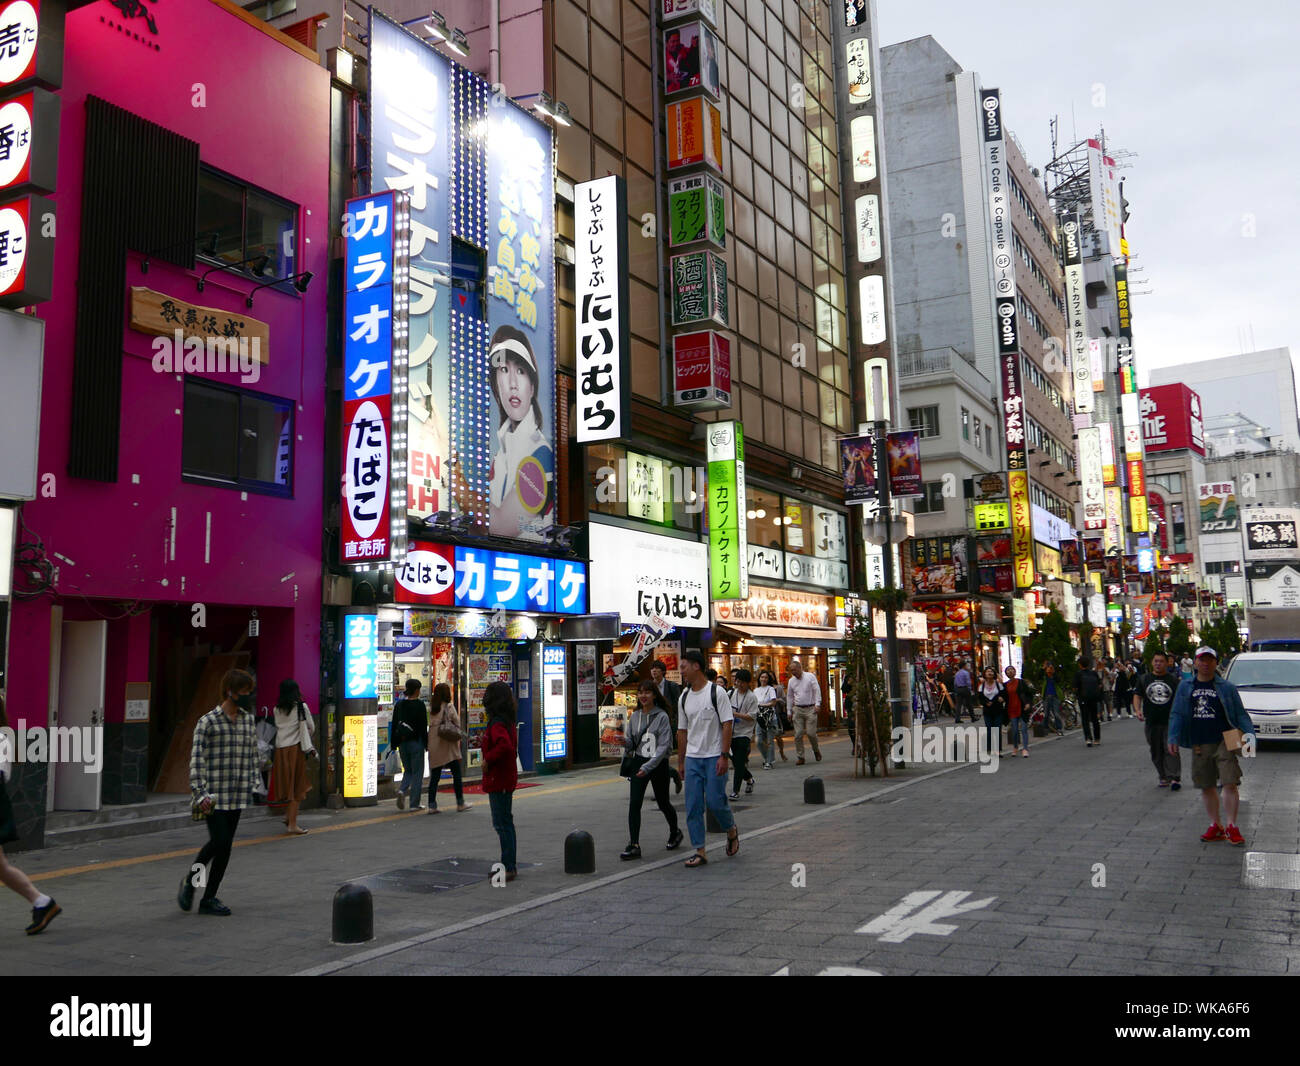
[350,856,537,894]
[1242,851,1300,890]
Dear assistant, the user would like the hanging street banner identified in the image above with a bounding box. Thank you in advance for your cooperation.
[886,430,923,498]
[841,433,877,505]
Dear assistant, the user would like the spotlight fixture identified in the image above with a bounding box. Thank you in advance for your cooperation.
[141,231,218,274]
[197,253,270,292]
[422,10,449,42]
[553,101,572,126]
[448,27,469,55]
[245,270,314,308]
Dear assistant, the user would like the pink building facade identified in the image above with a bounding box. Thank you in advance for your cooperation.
[4,0,330,847]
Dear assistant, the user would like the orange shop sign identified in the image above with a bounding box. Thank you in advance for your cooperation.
[667,96,722,173]
[713,585,834,628]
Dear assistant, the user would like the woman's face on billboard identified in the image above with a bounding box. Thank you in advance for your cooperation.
[496,356,534,425]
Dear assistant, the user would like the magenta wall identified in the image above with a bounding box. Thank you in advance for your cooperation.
[9,0,331,727]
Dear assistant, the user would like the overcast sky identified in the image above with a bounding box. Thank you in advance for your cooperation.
[878,1,1300,395]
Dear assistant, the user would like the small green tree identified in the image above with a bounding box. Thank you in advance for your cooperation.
[1024,606,1078,688]
[1078,619,1096,663]
[1165,615,1192,659]
[845,603,892,778]
[1142,627,1167,670]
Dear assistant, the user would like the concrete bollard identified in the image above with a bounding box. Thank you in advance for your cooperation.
[332,883,373,944]
[803,777,825,805]
[564,830,596,874]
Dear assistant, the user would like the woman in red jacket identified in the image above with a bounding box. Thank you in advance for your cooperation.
[480,681,519,881]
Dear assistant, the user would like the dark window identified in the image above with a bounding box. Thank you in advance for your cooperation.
[183,378,294,496]
[907,405,940,439]
[197,166,298,286]
[913,481,946,514]
[453,239,487,320]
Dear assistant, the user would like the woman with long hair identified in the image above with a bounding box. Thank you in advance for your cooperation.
[426,683,471,814]
[0,694,61,934]
[480,681,519,881]
[976,666,1009,757]
[754,669,786,765]
[272,679,315,834]
[619,680,683,860]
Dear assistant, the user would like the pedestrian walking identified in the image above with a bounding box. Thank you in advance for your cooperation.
[754,669,785,766]
[953,661,975,722]
[676,649,739,867]
[1133,652,1181,789]
[1004,666,1035,757]
[1113,659,1132,721]
[728,668,758,798]
[481,681,520,880]
[1100,659,1115,721]
[426,683,472,813]
[976,667,1008,756]
[1179,655,1194,683]
[649,659,685,793]
[786,657,822,764]
[179,668,262,916]
[1041,662,1064,735]
[619,680,682,859]
[842,677,857,755]
[1075,657,1103,746]
[1168,647,1254,846]
[391,679,428,811]
[0,695,60,935]
[272,679,315,834]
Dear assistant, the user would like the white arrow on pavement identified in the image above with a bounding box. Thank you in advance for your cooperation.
[772,965,881,976]
[856,890,996,943]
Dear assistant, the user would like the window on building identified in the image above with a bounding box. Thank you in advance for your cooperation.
[182,379,294,495]
[748,487,783,551]
[961,407,970,441]
[908,405,940,439]
[986,424,994,456]
[913,481,946,514]
[197,166,298,285]
[243,0,297,17]
[973,416,982,451]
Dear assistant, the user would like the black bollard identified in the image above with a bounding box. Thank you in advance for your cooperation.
[803,777,825,804]
[332,883,373,944]
[564,830,596,874]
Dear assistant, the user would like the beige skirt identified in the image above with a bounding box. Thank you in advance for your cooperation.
[274,744,311,804]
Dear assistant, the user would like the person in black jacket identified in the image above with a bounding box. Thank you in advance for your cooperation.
[391,679,428,810]
[975,667,1008,757]
[1075,657,1103,747]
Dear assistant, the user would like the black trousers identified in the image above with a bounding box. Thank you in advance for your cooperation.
[1081,701,1102,742]
[731,736,754,793]
[954,687,974,720]
[194,809,241,901]
[428,757,464,806]
[628,761,678,845]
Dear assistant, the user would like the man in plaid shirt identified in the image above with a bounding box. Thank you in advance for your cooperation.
[178,669,262,916]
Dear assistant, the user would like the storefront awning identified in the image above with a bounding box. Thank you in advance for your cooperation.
[718,623,844,649]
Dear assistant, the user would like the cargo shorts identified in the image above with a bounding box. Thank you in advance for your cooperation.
[1191,742,1243,790]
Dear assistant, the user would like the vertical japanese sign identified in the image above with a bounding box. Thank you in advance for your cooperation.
[706,420,747,601]
[1061,214,1092,413]
[342,189,409,566]
[369,14,451,526]
[1103,485,1124,554]
[541,644,568,761]
[671,248,727,327]
[854,194,881,263]
[1114,257,1135,393]
[485,101,557,541]
[1078,426,1106,531]
[1000,351,1026,472]
[667,172,725,248]
[1008,470,1033,589]
[342,714,377,799]
[672,329,731,409]
[1199,481,1239,533]
[342,612,379,699]
[575,174,630,443]
[859,274,885,344]
[1098,421,1116,484]
[0,0,63,93]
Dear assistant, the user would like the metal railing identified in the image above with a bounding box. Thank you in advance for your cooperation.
[897,347,975,378]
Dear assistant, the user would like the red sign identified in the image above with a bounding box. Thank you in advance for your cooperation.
[0,88,58,194]
[394,541,455,606]
[0,192,53,307]
[341,394,392,564]
[672,329,730,409]
[1127,458,1146,498]
[1148,490,1169,552]
[1139,383,1205,456]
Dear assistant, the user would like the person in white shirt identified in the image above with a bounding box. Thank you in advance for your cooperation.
[785,658,822,764]
[272,679,316,834]
[753,669,785,767]
[676,649,739,867]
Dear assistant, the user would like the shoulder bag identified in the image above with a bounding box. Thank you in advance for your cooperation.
[437,706,464,743]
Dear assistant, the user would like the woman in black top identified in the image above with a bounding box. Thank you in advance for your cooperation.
[391,679,429,810]
[976,667,1008,756]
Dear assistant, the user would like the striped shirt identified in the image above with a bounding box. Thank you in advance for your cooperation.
[190,706,261,811]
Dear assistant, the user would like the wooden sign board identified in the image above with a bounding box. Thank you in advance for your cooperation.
[130,286,270,365]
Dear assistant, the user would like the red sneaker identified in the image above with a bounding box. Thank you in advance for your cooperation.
[1224,824,1245,846]
[1200,823,1226,842]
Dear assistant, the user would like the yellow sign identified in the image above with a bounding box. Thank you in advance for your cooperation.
[342,714,377,799]
[1130,495,1149,534]
[1091,571,1102,594]
[1009,470,1034,589]
[130,286,270,365]
[1103,486,1124,554]
[973,501,1010,530]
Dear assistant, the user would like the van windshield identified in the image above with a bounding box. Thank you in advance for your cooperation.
[1226,658,1300,689]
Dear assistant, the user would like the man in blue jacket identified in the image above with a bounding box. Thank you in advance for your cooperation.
[1168,646,1255,846]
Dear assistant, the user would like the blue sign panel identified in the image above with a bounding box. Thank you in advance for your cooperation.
[555,559,588,615]
[452,546,587,614]
[343,613,379,699]
[541,644,567,761]
[1137,547,1155,573]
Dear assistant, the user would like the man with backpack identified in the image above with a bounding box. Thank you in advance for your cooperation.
[676,649,739,868]
[1075,657,1104,747]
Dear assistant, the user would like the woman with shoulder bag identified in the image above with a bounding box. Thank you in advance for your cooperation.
[976,666,1009,757]
[754,670,786,765]
[481,681,520,882]
[426,683,472,814]
[272,679,316,834]
[619,681,683,860]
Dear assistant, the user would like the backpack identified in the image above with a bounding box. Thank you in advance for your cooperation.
[679,682,722,727]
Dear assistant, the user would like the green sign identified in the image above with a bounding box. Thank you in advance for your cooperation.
[706,421,747,601]
[668,173,726,249]
[671,249,728,328]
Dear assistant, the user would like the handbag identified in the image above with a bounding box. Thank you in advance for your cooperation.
[296,702,316,755]
[437,708,464,743]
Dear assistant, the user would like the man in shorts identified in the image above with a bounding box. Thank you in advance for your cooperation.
[1168,646,1255,846]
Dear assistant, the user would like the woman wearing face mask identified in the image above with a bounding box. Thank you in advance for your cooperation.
[272,679,315,834]
[619,681,683,860]
[487,326,554,540]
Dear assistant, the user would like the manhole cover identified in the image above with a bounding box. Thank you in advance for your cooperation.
[1243,851,1300,890]
[349,856,537,894]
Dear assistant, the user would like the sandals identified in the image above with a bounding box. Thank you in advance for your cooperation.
[286,826,308,835]
[685,853,708,868]
[726,828,740,857]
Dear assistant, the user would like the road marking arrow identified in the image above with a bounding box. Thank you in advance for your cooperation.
[856,890,996,943]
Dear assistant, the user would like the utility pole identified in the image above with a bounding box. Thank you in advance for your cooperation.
[868,364,905,762]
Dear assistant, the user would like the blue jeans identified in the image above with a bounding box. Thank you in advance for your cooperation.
[755,715,779,764]
[399,741,425,806]
[684,756,734,849]
[488,791,517,872]
[1042,694,1062,731]
[1007,716,1031,750]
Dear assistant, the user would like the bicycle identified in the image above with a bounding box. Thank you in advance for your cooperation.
[1030,696,1077,734]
